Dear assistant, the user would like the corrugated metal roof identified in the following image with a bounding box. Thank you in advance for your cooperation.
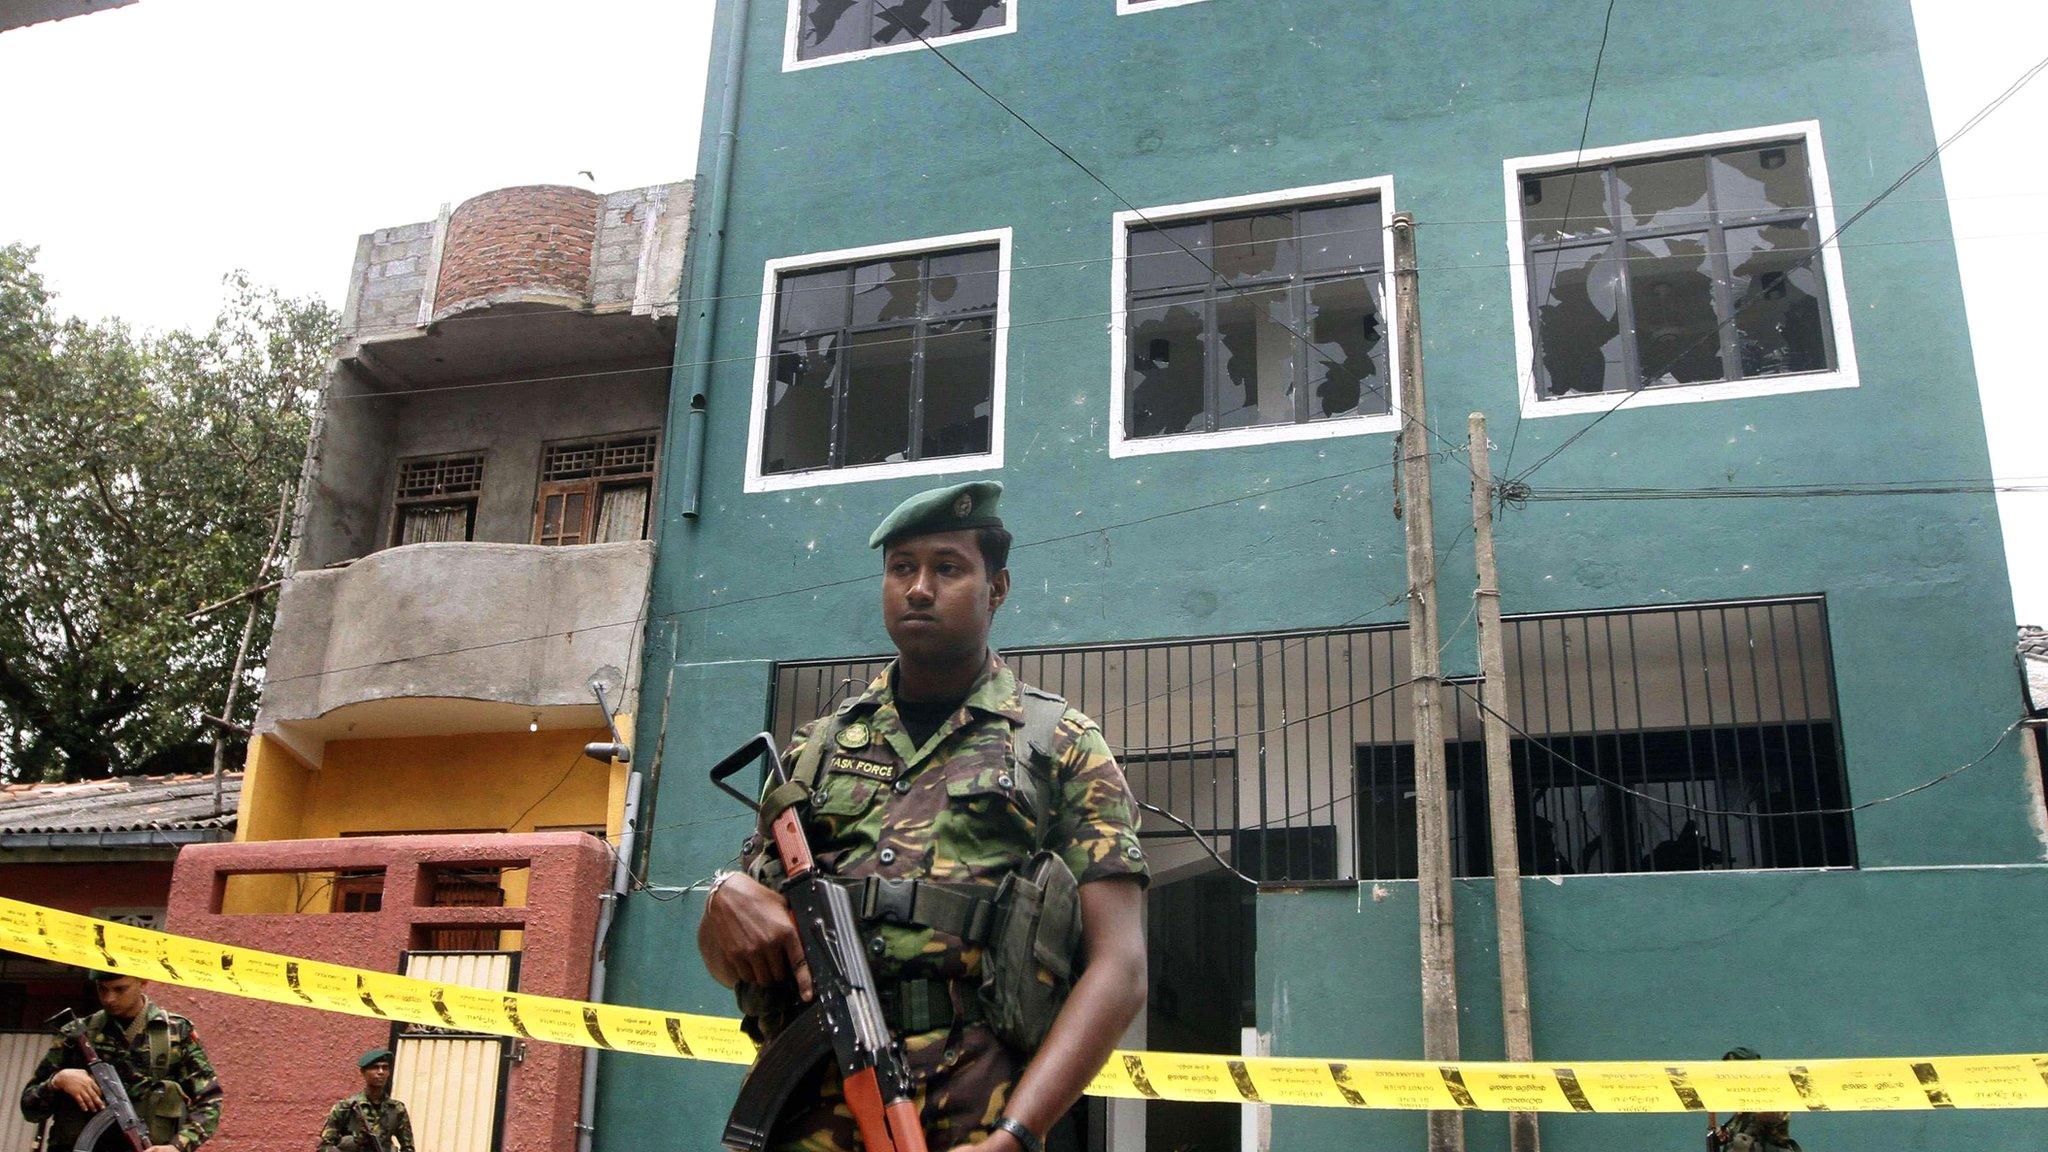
[0,772,240,835]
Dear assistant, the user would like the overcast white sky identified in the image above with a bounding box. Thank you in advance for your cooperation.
[0,0,2039,620]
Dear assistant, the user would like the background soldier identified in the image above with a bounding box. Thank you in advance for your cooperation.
[19,971,222,1152]
[1708,1048,1803,1152]
[317,1049,413,1152]
[698,481,1150,1152]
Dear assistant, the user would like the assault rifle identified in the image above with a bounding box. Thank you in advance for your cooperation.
[44,1008,151,1152]
[710,733,927,1152]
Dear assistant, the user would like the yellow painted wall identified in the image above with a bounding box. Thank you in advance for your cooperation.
[225,720,633,919]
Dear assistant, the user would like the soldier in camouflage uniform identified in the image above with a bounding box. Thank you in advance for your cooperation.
[19,972,223,1152]
[700,481,1149,1152]
[316,1049,413,1152]
[1708,1049,1802,1152]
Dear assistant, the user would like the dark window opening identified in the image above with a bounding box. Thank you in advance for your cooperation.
[1125,198,1389,440]
[1521,137,1837,398]
[796,0,1007,63]
[763,245,998,476]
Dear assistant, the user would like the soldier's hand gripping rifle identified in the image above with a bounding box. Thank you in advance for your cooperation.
[44,1009,151,1152]
[711,733,928,1152]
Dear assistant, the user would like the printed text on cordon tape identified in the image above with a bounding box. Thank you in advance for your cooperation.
[5,898,2046,1114]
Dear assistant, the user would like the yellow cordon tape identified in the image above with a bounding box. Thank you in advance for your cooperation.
[5,897,2045,1114]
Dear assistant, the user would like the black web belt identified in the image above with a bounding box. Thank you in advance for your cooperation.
[826,875,1002,945]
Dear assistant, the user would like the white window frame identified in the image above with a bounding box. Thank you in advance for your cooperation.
[1108,175,1401,460]
[1115,0,1215,13]
[1503,120,1859,419]
[744,227,1011,493]
[782,0,1018,72]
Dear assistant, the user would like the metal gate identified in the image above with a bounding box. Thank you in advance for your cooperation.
[0,1031,49,1152]
[391,951,518,1152]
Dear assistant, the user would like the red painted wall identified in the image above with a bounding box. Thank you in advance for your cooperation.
[160,834,608,1152]
[0,858,175,1027]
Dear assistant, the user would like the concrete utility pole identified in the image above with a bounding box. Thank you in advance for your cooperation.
[1469,412,1540,1152]
[209,484,292,817]
[1390,212,1464,1152]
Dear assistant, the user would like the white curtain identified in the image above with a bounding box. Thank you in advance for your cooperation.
[400,503,471,544]
[594,483,650,543]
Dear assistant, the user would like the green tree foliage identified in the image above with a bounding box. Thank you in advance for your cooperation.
[0,244,337,781]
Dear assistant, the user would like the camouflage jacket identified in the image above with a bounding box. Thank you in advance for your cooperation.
[19,1001,223,1151]
[1722,1113,1801,1152]
[317,1093,413,1152]
[742,655,1147,1005]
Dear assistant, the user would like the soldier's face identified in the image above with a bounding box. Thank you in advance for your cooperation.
[362,1061,393,1091]
[94,976,145,1019]
[882,531,1008,663]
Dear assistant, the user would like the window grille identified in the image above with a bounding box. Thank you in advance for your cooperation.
[1517,135,1838,397]
[541,434,659,482]
[396,454,484,499]
[770,597,1853,885]
[392,453,484,546]
[534,431,658,546]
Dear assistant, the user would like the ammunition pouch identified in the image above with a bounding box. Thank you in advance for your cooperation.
[977,850,1082,1052]
[137,1079,188,1147]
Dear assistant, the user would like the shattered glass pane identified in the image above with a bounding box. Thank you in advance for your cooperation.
[852,258,924,326]
[1128,224,1211,293]
[763,335,838,474]
[940,0,1005,34]
[798,0,869,60]
[1521,170,1611,244]
[1215,286,1296,430]
[1626,235,1723,386]
[1615,155,1712,231]
[1127,294,1207,437]
[1305,276,1389,418]
[920,319,995,458]
[1712,141,1812,218]
[1726,223,1830,378]
[872,0,933,43]
[776,267,851,337]
[1531,244,1626,396]
[925,247,999,317]
[843,326,915,466]
[1300,200,1383,273]
[1212,212,1294,284]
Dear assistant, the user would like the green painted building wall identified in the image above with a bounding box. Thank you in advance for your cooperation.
[599,1,2043,1149]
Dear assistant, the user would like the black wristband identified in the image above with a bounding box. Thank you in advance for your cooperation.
[993,1116,1043,1152]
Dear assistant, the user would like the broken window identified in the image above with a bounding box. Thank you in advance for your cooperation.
[761,245,999,477]
[1125,196,1389,442]
[534,432,659,545]
[1519,136,1837,398]
[796,0,1007,63]
[392,453,483,546]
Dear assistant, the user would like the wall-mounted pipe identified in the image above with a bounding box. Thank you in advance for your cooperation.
[574,770,642,1152]
[677,0,752,520]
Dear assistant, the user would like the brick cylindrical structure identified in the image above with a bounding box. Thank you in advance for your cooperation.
[433,185,602,317]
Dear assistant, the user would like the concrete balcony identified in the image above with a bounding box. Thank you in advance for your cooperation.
[257,540,652,764]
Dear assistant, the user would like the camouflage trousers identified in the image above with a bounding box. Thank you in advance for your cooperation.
[767,1023,1021,1152]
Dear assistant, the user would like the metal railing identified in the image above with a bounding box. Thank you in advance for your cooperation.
[769,596,1851,885]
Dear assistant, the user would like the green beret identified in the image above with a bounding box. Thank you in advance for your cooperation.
[359,1048,394,1069]
[868,481,1004,549]
[1722,1047,1761,1061]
